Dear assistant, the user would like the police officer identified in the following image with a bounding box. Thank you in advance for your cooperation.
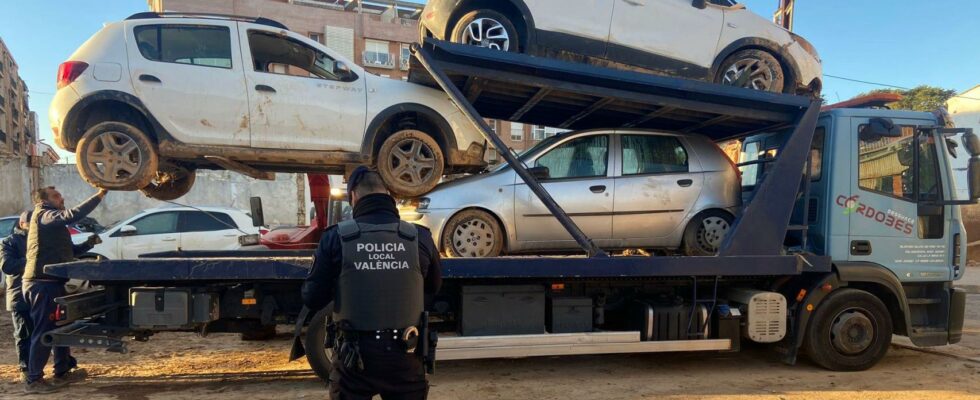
[303,166,442,400]
[23,186,105,394]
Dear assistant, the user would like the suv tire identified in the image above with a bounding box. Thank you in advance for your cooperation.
[451,10,521,53]
[140,163,196,201]
[76,121,158,191]
[715,49,785,93]
[377,129,445,197]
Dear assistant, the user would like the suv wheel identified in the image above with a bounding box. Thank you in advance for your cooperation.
[715,49,785,93]
[377,129,444,197]
[682,210,734,256]
[451,10,520,52]
[76,121,158,191]
[140,163,196,201]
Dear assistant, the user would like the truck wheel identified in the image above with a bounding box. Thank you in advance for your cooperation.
[442,209,504,257]
[140,163,196,201]
[803,288,892,371]
[715,49,785,93]
[305,307,334,382]
[451,10,520,52]
[681,210,733,256]
[377,129,445,198]
[76,121,158,191]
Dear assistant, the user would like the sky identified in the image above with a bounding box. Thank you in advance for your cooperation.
[0,0,977,161]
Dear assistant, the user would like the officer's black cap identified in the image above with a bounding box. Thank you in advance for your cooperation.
[347,165,373,203]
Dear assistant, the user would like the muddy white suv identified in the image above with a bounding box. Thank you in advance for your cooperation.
[50,13,487,199]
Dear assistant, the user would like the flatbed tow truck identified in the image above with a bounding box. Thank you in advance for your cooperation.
[43,38,979,378]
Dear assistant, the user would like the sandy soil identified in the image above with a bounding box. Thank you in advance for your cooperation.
[0,293,978,400]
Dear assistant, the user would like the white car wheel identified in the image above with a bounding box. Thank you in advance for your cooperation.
[377,129,445,197]
[451,10,520,53]
[76,121,159,191]
[716,49,785,93]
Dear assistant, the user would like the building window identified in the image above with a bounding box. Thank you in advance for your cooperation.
[532,125,546,141]
[400,43,411,70]
[363,39,393,68]
[510,122,524,142]
[309,32,323,44]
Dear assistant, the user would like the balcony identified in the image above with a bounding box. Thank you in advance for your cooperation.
[362,52,394,69]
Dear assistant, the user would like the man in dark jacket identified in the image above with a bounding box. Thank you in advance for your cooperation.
[303,167,441,400]
[23,187,105,394]
[1,210,34,382]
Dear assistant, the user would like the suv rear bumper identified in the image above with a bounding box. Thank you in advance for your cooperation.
[49,87,82,150]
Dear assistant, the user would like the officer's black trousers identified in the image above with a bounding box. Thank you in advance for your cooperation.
[330,333,428,400]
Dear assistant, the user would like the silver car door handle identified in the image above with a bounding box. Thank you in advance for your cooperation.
[255,84,277,94]
[677,179,693,187]
[590,185,607,193]
[138,74,161,83]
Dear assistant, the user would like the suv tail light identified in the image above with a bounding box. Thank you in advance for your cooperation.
[57,61,88,89]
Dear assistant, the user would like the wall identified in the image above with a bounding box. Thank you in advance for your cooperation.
[0,156,32,216]
[41,165,307,227]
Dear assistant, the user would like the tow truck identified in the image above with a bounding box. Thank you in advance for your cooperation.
[43,37,979,378]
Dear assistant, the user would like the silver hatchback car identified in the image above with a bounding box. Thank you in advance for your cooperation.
[405,129,742,257]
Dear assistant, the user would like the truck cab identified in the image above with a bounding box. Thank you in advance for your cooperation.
[741,108,979,347]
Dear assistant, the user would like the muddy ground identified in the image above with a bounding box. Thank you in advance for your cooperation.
[1,274,979,399]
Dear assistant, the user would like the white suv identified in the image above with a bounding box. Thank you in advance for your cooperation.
[71,206,258,260]
[50,13,487,199]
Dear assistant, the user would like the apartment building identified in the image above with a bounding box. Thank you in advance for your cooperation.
[148,0,561,162]
[0,36,35,158]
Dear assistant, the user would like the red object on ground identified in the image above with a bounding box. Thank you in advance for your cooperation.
[260,174,331,250]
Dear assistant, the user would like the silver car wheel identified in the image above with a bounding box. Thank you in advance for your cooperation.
[696,216,730,252]
[722,58,776,91]
[461,18,510,51]
[85,131,143,183]
[452,217,497,257]
[389,138,437,188]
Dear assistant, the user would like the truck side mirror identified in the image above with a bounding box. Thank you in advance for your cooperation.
[528,166,551,180]
[963,131,980,157]
[969,157,980,200]
[335,61,356,82]
[692,0,707,9]
[249,197,265,227]
[119,225,138,237]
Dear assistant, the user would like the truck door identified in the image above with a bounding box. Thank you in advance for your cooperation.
[846,120,950,281]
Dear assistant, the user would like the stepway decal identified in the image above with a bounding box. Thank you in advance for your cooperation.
[836,195,914,235]
[353,242,410,270]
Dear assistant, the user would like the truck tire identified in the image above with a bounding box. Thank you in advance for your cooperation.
[803,288,893,371]
[377,129,445,198]
[305,307,334,382]
[140,163,196,201]
[76,121,159,191]
[442,209,504,257]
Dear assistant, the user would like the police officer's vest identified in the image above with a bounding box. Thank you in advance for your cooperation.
[335,220,423,331]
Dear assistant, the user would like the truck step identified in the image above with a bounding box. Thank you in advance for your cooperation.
[438,332,730,361]
[907,298,942,305]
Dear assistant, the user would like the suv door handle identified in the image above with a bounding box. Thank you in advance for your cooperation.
[255,84,277,93]
[138,74,161,83]
[161,237,177,242]
[590,185,606,193]
[677,179,693,187]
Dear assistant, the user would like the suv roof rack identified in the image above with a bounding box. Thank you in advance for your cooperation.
[126,12,289,30]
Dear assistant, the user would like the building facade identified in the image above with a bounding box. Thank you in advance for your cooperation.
[0,37,34,158]
[147,0,561,163]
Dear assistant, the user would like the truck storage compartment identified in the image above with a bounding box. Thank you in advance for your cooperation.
[726,289,786,343]
[630,300,709,341]
[462,285,544,336]
[547,297,593,333]
[130,288,191,329]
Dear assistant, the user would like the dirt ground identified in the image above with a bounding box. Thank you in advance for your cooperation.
[1,283,980,399]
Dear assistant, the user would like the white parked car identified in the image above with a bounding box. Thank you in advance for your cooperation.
[72,206,259,260]
[0,216,17,238]
[405,129,741,257]
[420,0,822,94]
[50,13,487,199]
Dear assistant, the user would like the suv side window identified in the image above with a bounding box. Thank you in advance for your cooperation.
[179,211,237,233]
[128,212,179,236]
[535,135,609,179]
[247,30,355,81]
[621,135,688,175]
[134,25,232,68]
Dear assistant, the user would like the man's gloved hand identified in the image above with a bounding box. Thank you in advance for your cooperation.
[85,234,102,246]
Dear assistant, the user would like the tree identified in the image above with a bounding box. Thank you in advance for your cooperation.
[855,85,957,112]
